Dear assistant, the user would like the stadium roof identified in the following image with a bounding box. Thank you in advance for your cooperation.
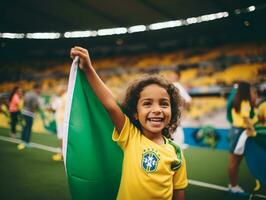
[1,0,266,60]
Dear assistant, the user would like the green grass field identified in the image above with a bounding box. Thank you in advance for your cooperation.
[0,127,265,200]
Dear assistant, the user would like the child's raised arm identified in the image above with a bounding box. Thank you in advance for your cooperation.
[70,46,125,133]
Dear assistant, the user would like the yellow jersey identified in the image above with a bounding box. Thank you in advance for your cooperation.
[112,116,188,200]
[232,100,257,128]
[257,100,266,126]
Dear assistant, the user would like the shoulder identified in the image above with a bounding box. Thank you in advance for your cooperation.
[113,115,139,138]
[166,139,182,159]
[123,115,140,134]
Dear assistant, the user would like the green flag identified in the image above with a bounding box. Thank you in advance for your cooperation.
[63,57,122,199]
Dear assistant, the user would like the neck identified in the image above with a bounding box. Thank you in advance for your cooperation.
[144,132,164,145]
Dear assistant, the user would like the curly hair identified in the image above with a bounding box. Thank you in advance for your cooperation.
[121,74,182,139]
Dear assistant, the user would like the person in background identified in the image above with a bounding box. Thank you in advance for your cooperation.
[51,84,67,161]
[17,83,42,150]
[8,86,23,138]
[168,68,192,148]
[257,101,266,126]
[227,81,257,194]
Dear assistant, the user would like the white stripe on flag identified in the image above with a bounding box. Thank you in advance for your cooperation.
[63,56,79,166]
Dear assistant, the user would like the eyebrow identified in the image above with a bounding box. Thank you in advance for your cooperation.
[139,98,170,102]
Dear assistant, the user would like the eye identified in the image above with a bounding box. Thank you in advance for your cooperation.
[161,101,170,107]
[142,101,151,106]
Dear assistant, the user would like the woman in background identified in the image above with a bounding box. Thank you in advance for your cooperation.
[227,81,257,193]
[8,86,23,138]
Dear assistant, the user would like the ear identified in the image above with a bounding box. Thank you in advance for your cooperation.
[134,113,138,120]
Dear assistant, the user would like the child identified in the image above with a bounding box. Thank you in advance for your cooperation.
[70,46,188,200]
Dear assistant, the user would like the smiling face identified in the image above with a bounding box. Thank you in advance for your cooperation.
[135,84,171,139]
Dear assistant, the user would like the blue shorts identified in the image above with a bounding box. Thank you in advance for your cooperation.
[228,127,245,153]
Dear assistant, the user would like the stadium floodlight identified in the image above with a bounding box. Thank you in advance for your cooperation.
[247,6,256,12]
[0,4,259,40]
[149,20,183,30]
[64,30,97,38]
[0,11,230,39]
[235,5,256,15]
[0,33,25,39]
[210,14,217,21]
[199,12,228,22]
[128,25,146,33]
[149,21,168,30]
[200,14,210,22]
[196,17,203,23]
[98,27,127,36]
[186,17,198,24]
[114,27,127,34]
[216,12,228,19]
[171,20,183,27]
[26,32,61,39]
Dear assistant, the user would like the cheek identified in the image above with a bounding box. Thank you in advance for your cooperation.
[135,103,146,119]
[135,109,145,120]
[166,109,172,120]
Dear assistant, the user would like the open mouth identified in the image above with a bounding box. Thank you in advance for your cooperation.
[147,117,164,122]
[147,117,165,127]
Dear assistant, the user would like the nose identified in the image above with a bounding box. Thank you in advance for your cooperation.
[151,104,162,114]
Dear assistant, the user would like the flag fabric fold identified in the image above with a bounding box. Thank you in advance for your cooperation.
[244,127,266,186]
[63,57,122,199]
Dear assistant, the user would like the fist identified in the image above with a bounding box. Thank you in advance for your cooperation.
[70,46,92,70]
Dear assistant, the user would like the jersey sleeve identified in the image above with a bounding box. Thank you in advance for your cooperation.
[112,115,136,150]
[173,150,188,190]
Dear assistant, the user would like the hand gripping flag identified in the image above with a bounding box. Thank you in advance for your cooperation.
[63,57,123,199]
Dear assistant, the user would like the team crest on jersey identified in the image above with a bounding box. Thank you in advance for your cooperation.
[141,148,160,173]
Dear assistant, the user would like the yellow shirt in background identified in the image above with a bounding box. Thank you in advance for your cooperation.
[257,101,266,126]
[232,100,257,128]
[112,116,188,200]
